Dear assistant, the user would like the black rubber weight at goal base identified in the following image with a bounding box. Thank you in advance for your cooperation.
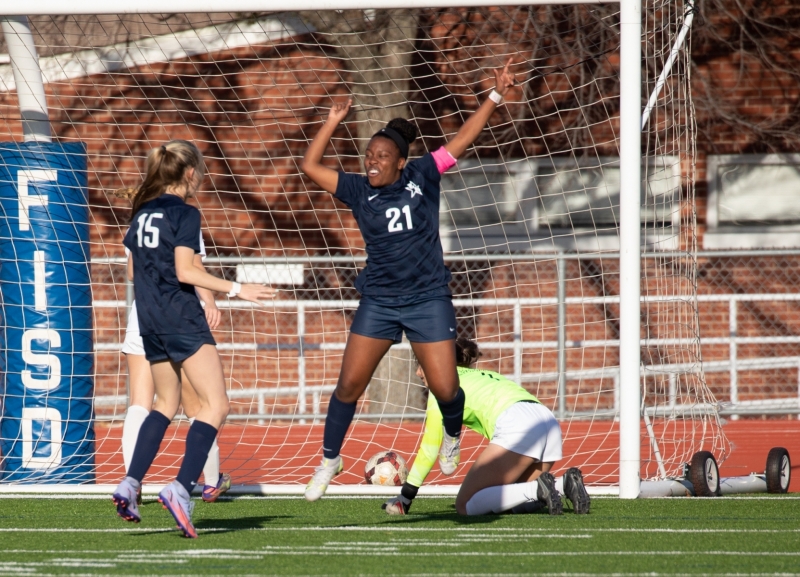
[765,447,791,494]
[689,450,721,497]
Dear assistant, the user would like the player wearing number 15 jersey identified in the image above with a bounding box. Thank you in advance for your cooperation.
[112,140,275,538]
[300,59,519,501]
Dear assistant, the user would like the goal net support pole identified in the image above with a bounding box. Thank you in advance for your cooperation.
[1,16,50,142]
[618,0,642,499]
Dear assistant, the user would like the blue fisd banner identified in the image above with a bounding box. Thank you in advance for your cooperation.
[0,141,95,482]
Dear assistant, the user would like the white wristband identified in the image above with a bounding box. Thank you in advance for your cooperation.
[488,90,503,105]
[227,281,241,297]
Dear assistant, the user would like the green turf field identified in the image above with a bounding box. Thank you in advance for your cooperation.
[0,495,797,576]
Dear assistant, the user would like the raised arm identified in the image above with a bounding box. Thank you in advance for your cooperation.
[443,59,517,160]
[300,99,352,195]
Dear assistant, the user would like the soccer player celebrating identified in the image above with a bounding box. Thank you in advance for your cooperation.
[383,338,591,516]
[118,189,232,503]
[300,60,518,502]
[112,140,275,538]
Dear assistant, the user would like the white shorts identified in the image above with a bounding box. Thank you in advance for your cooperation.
[121,301,145,356]
[490,401,563,463]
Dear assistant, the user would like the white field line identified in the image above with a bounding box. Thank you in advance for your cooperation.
[399,574,800,577]
[0,527,799,534]
[0,494,420,500]
[1,492,799,500]
[4,550,800,557]
[2,573,798,577]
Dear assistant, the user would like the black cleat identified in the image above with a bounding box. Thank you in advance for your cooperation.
[563,467,591,514]
[536,472,563,515]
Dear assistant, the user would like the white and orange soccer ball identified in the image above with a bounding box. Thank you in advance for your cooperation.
[364,451,409,486]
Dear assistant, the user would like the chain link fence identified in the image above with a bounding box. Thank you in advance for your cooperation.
[90,249,800,421]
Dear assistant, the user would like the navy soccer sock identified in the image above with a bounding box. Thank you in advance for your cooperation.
[437,387,465,438]
[127,410,171,482]
[176,420,218,495]
[322,393,357,460]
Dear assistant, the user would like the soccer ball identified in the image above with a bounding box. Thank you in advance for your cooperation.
[364,450,409,486]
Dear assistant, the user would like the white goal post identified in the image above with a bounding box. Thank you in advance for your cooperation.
[0,0,721,499]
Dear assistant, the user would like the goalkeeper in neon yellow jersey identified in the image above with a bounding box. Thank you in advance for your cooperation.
[383,338,590,516]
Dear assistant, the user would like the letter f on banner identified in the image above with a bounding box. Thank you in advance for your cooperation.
[18,169,56,231]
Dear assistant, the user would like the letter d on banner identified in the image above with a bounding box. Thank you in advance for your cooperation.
[0,142,95,483]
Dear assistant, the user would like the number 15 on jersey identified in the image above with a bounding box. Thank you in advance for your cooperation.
[136,212,163,248]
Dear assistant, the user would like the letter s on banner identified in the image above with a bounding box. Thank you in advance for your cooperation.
[21,328,61,391]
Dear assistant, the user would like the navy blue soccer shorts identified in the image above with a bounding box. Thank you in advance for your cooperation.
[142,331,217,363]
[350,296,457,343]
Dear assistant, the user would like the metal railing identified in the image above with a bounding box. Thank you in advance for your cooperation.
[91,250,800,419]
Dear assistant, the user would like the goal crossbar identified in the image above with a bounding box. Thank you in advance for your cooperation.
[0,0,612,16]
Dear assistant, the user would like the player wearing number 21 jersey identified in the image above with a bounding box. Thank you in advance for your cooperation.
[334,153,450,299]
[300,59,520,502]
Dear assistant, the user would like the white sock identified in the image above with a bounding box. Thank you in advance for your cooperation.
[189,418,220,485]
[121,405,150,472]
[464,481,538,516]
[204,440,220,485]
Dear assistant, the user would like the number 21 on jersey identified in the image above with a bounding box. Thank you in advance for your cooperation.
[136,212,163,248]
[386,205,413,233]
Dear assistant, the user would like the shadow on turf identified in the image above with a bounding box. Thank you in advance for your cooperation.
[193,516,292,533]
[371,506,509,526]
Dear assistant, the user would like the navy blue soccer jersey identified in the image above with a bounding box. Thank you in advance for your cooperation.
[335,153,451,298]
[122,194,208,336]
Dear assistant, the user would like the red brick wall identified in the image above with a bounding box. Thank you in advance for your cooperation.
[0,6,795,419]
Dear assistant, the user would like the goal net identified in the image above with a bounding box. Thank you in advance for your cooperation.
[0,1,728,490]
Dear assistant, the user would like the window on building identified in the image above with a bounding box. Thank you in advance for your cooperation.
[440,156,681,252]
[705,154,800,249]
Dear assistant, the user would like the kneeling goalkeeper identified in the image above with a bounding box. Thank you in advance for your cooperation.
[384,338,590,516]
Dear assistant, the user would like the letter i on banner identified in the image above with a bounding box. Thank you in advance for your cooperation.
[0,142,95,482]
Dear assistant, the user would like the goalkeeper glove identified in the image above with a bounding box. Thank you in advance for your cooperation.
[382,482,419,515]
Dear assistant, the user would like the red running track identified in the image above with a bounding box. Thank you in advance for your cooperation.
[93,419,799,491]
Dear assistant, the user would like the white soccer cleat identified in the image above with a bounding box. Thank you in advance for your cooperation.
[112,476,142,523]
[304,456,343,502]
[438,432,461,476]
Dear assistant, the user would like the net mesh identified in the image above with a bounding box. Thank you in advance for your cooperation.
[0,2,728,487]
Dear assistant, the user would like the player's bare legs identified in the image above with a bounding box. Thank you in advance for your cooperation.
[149,360,184,420]
[149,346,228,536]
[334,333,394,403]
[410,340,459,401]
[305,333,393,501]
[127,354,155,410]
[179,344,229,429]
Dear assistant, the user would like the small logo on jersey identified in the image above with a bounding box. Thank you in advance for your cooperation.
[449,327,455,332]
[406,181,422,198]
[368,194,379,201]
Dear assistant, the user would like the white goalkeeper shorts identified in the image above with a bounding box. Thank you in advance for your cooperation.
[490,401,563,463]
[121,301,145,356]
